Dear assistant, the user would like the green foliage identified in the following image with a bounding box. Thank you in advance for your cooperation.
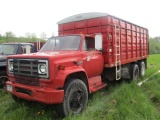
[0,31,46,44]
[5,31,15,38]
[149,37,160,54]
[40,32,47,40]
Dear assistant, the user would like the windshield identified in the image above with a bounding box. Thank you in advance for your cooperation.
[40,35,81,51]
[0,44,19,55]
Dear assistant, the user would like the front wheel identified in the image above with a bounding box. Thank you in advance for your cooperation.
[12,95,25,103]
[55,79,88,117]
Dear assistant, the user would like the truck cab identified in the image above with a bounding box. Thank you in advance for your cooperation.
[6,34,106,117]
[39,34,104,78]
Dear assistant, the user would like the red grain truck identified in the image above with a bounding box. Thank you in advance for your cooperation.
[6,12,148,117]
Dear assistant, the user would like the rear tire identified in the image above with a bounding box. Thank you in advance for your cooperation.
[55,79,88,117]
[131,64,139,81]
[139,61,146,77]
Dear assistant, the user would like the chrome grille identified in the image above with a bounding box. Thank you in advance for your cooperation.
[13,59,39,86]
[13,59,38,77]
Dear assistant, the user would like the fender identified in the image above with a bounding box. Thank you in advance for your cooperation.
[54,66,87,88]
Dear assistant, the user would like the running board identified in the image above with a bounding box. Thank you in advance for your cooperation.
[90,82,107,93]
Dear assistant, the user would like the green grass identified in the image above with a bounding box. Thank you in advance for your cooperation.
[1,54,160,120]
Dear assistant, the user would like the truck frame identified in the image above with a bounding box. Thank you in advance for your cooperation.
[6,12,148,117]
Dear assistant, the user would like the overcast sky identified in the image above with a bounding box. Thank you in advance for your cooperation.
[0,0,159,38]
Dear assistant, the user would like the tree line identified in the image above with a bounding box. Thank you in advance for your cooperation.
[0,31,47,44]
[0,31,159,54]
[149,37,160,54]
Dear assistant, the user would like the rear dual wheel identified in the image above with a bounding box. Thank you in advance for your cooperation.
[139,61,146,77]
[130,61,146,81]
[131,64,139,81]
[55,79,88,117]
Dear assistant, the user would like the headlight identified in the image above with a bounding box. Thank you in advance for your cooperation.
[10,63,13,70]
[8,59,13,73]
[39,64,47,73]
[38,60,49,78]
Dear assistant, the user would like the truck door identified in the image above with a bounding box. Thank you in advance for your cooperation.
[82,37,104,78]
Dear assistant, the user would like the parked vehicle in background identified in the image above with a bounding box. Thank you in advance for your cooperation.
[6,12,149,117]
[0,42,45,88]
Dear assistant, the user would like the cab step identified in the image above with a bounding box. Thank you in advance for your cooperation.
[90,82,107,93]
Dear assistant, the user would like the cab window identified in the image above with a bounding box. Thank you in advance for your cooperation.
[83,37,95,51]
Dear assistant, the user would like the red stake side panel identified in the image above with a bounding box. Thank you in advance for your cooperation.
[57,13,148,68]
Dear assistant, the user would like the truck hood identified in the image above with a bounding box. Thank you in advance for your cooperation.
[37,51,79,58]
[7,51,83,82]
[7,51,80,60]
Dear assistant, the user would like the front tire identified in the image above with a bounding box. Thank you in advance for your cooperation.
[12,95,24,103]
[55,79,88,117]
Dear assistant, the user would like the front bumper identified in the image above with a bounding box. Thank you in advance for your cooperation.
[6,81,64,104]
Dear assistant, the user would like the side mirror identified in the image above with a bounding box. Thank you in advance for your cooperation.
[95,34,103,51]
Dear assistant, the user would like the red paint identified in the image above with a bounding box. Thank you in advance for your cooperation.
[6,81,64,104]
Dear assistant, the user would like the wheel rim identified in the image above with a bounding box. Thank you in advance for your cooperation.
[141,66,145,75]
[69,89,83,111]
[141,63,145,76]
